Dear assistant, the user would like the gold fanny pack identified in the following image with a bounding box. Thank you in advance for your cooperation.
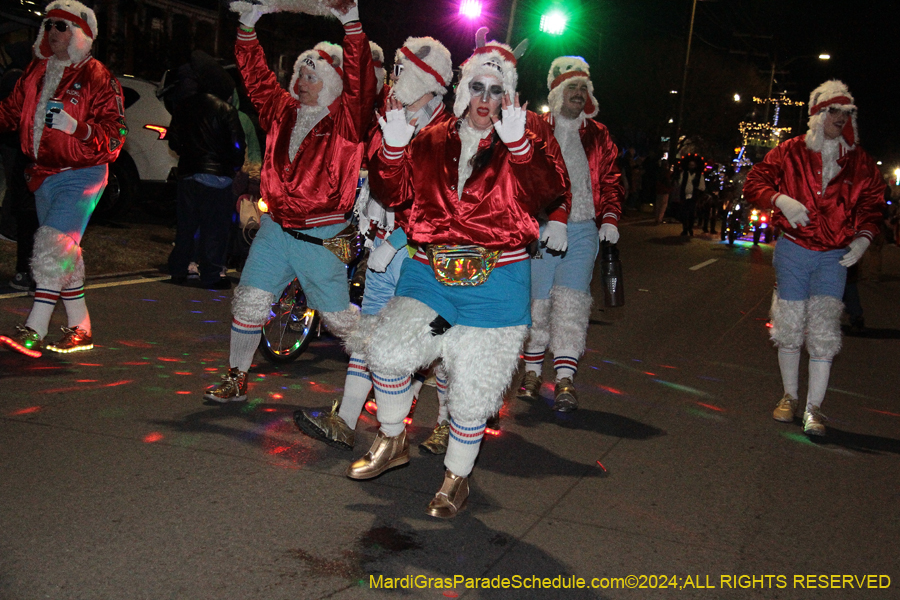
[426,244,502,286]
[282,224,364,265]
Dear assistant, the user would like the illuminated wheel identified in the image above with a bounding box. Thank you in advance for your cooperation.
[259,279,319,363]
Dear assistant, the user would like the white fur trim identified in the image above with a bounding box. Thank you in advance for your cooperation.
[30,226,80,288]
[548,285,593,358]
[231,285,274,325]
[35,0,96,63]
[769,293,806,350]
[453,42,518,117]
[805,79,858,150]
[320,305,359,344]
[290,42,343,107]
[525,297,551,352]
[806,295,843,359]
[367,296,443,376]
[344,312,378,355]
[391,36,453,106]
[369,41,385,95]
[229,0,339,18]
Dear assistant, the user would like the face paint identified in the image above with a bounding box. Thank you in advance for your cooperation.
[468,77,504,102]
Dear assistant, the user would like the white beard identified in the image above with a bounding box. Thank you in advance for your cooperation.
[33,57,71,158]
[457,120,491,200]
[288,104,328,161]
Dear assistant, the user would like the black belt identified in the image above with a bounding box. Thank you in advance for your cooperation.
[280,224,326,245]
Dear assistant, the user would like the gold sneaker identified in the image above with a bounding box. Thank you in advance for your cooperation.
[803,406,827,437]
[204,367,248,403]
[293,400,355,450]
[0,324,42,358]
[419,420,450,455]
[426,469,469,519]
[517,371,542,401]
[553,377,578,412]
[346,429,409,480]
[772,393,798,422]
[45,326,93,353]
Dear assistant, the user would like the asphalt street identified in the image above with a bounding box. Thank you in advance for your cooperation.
[1,219,898,599]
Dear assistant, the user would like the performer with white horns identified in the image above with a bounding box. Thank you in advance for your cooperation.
[204,0,376,402]
[744,80,885,436]
[0,0,126,357]
[518,56,624,412]
[293,35,455,452]
[355,32,570,518]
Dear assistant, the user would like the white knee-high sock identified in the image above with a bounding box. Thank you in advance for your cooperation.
[371,372,413,437]
[337,353,372,429]
[229,317,262,373]
[444,417,485,477]
[553,355,578,381]
[410,369,427,400]
[523,350,544,375]
[807,357,832,411]
[778,347,801,399]
[61,282,90,332]
[26,288,60,338]
[435,365,449,424]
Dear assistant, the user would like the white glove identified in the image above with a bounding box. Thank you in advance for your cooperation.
[540,221,568,252]
[839,237,870,267]
[599,223,620,244]
[774,194,810,228]
[330,1,359,24]
[378,108,415,148]
[231,1,272,29]
[493,101,527,147]
[367,240,398,272]
[45,107,78,135]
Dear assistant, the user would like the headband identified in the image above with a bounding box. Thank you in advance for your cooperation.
[316,50,343,78]
[47,8,93,39]
[399,46,447,87]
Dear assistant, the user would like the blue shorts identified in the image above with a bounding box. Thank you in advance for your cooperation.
[395,258,531,328]
[773,237,847,301]
[360,237,408,315]
[531,220,599,299]
[239,215,350,313]
[35,164,108,244]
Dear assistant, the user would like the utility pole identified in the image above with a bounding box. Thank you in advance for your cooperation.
[505,0,518,45]
[670,0,698,161]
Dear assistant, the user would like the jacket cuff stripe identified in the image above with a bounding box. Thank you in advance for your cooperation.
[506,137,530,156]
[343,22,363,35]
[237,30,257,42]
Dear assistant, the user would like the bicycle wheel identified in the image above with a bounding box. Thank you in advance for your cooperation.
[258,279,319,363]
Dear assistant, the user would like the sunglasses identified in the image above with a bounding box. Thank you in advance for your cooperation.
[393,63,404,78]
[44,20,69,33]
[469,80,504,102]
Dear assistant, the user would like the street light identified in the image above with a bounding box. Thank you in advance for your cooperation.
[763,53,830,122]
[539,9,567,35]
[459,0,482,18]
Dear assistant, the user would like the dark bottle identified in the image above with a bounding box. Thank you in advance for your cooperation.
[600,242,624,307]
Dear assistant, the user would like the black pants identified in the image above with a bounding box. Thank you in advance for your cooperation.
[680,198,696,234]
[169,178,233,285]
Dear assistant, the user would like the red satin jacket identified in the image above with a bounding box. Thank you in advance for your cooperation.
[0,55,126,192]
[545,114,624,227]
[369,112,571,251]
[744,136,886,251]
[234,25,375,229]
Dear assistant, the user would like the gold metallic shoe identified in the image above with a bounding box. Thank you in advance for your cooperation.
[45,326,93,353]
[0,324,43,358]
[802,406,827,437]
[294,399,355,450]
[772,393,798,422]
[203,367,248,403]
[346,429,409,480]
[552,377,578,412]
[517,371,542,401]
[419,420,450,455]
[426,469,469,519]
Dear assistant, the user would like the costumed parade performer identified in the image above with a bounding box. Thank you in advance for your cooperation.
[0,0,126,357]
[205,0,376,402]
[354,32,570,518]
[518,56,624,412]
[293,36,456,453]
[744,80,885,436]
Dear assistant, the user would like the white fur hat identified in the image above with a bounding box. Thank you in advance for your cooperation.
[34,0,98,64]
[369,41,386,95]
[291,42,343,108]
[546,55,599,119]
[805,79,858,149]
[390,36,453,106]
[453,31,518,118]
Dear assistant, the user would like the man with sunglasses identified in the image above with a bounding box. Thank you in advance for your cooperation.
[744,80,886,437]
[0,0,126,357]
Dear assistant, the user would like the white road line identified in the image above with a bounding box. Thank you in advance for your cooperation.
[689,259,719,271]
[0,275,171,300]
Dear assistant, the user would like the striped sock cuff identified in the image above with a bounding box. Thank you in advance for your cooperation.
[61,286,85,301]
[435,374,448,394]
[372,373,411,396]
[231,317,263,335]
[524,351,545,367]
[34,288,60,306]
[554,355,579,378]
[347,357,371,381]
[449,418,485,445]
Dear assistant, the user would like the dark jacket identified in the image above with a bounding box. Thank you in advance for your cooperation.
[168,92,245,179]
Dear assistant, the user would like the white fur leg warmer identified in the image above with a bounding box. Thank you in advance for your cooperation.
[524,297,551,353]
[344,313,378,356]
[549,285,593,358]
[231,285,274,325]
[806,295,843,360]
[367,296,443,377]
[769,292,806,350]
[31,226,80,289]
[320,305,360,345]
[441,325,528,422]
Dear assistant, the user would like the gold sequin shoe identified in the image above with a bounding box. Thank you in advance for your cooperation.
[0,324,42,358]
[203,367,248,403]
[552,377,578,412]
[517,371,542,401]
[419,420,450,455]
[346,429,409,480]
[802,406,827,437]
[772,393,798,422]
[293,400,355,450]
[426,469,469,519]
[45,326,93,353]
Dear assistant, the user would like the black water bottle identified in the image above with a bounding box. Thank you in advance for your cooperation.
[600,242,624,307]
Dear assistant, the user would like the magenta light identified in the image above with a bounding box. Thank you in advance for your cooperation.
[459,0,482,18]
